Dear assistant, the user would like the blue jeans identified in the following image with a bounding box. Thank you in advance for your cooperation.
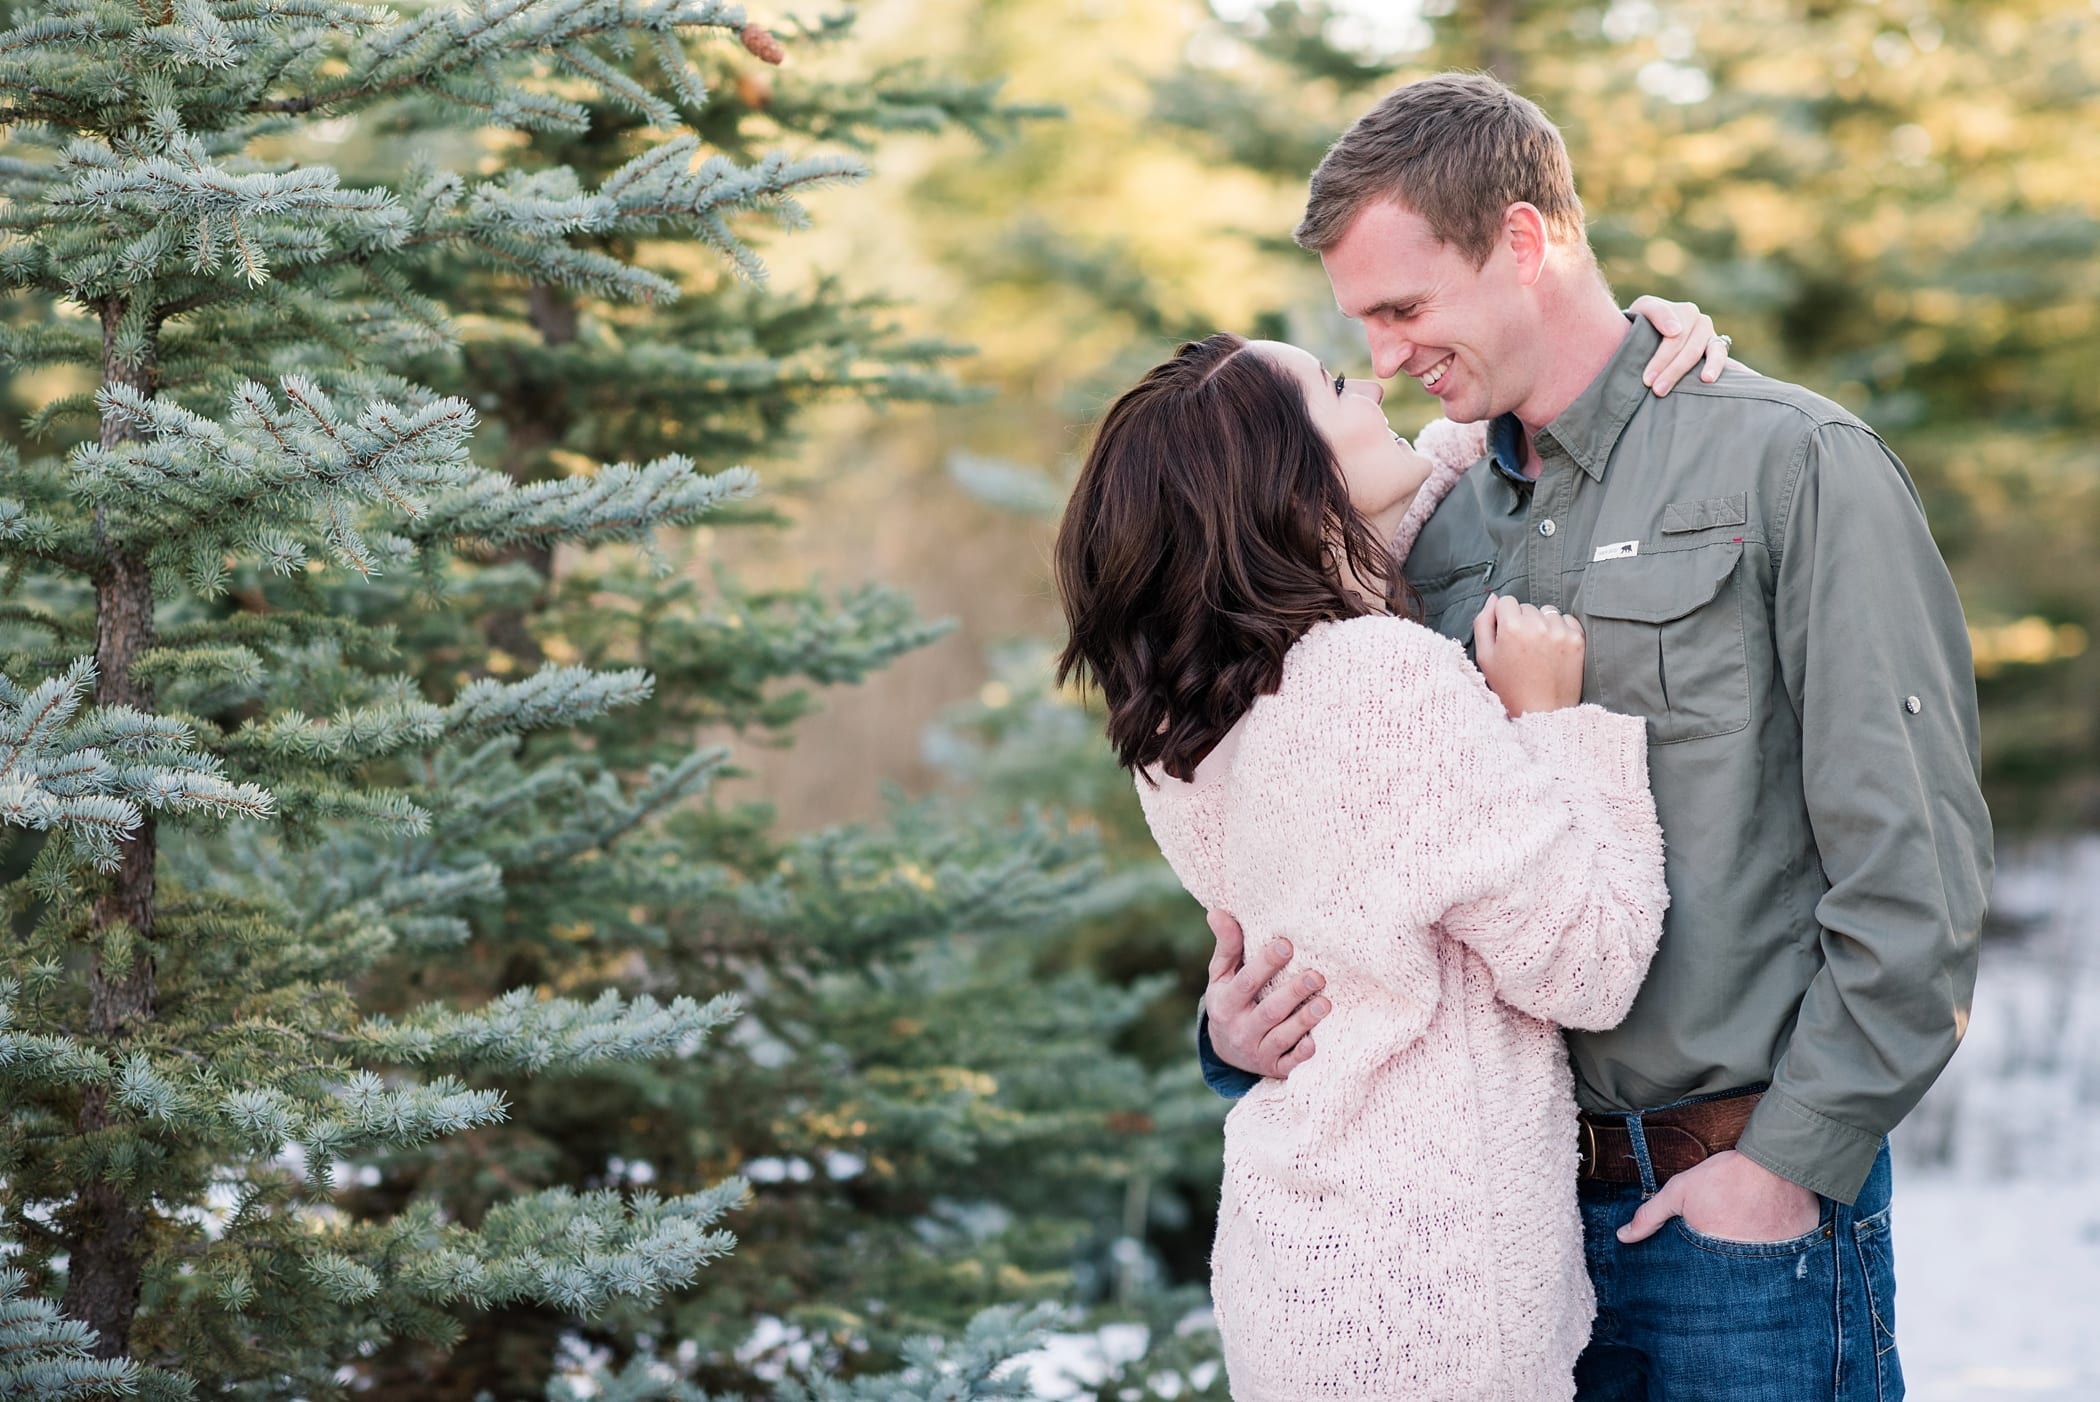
[1575,1115,1903,1402]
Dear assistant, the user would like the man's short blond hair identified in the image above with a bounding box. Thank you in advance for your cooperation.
[1295,72,1588,267]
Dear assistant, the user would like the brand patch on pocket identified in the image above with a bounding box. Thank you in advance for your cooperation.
[1592,540,1640,562]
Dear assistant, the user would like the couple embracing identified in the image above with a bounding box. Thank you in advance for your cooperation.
[1053,74,1991,1401]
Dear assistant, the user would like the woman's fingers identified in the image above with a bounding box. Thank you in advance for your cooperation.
[1701,335,1731,383]
[1629,293,1682,336]
[1631,294,1698,389]
[1499,597,1583,640]
[1649,308,1716,395]
[1472,592,1501,654]
[1539,605,1584,639]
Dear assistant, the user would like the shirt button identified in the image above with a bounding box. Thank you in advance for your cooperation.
[1905,695,1922,715]
[1538,519,1557,537]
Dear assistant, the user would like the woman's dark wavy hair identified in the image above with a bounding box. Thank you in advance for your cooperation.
[1055,333,1419,783]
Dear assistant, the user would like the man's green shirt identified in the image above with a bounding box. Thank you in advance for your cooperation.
[1398,318,1992,1203]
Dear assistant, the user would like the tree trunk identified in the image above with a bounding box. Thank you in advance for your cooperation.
[62,298,160,1359]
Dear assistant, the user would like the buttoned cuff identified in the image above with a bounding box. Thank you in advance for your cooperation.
[1511,705,1650,796]
[1735,1086,1886,1205]
[1196,1009,1260,1101]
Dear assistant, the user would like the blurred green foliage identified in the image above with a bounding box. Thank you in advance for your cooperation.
[900,0,2100,829]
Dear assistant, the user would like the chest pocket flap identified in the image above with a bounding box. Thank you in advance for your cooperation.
[1659,493,1748,535]
[1584,539,1743,623]
[1581,539,1749,743]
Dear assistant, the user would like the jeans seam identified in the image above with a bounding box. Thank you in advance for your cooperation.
[1854,1212,1900,1362]
[1832,1194,1847,1401]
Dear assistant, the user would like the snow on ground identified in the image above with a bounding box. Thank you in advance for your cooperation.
[1895,1177,2100,1400]
[1891,835,2100,1400]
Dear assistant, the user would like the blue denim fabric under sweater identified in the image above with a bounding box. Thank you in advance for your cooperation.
[1574,1113,1903,1402]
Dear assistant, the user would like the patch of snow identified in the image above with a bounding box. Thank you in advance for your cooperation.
[1890,837,2100,1398]
[1894,1179,2100,1399]
[1013,1323,1150,1400]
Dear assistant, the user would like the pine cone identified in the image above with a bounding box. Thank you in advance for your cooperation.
[740,22,784,64]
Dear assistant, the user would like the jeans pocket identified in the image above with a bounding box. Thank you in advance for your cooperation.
[1853,1203,1904,1398]
[1672,1208,1832,1258]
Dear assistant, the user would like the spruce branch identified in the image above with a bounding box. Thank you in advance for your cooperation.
[412,457,759,554]
[350,986,741,1075]
[0,1269,141,1400]
[223,688,448,766]
[0,659,273,868]
[250,0,743,120]
[393,1179,746,1315]
[443,663,652,737]
[0,981,116,1091]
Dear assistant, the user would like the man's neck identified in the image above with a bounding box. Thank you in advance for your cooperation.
[1512,281,1632,443]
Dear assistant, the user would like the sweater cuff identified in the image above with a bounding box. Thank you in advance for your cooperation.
[1511,705,1650,796]
[1735,1086,1886,1206]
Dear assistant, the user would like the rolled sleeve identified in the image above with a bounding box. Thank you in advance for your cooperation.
[1743,422,1993,1203]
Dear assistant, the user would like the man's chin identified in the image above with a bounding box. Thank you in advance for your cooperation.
[1436,391,1481,423]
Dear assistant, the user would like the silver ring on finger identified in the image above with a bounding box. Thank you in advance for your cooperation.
[1712,334,1733,350]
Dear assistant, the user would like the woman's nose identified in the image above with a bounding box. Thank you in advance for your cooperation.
[1350,377,1384,406]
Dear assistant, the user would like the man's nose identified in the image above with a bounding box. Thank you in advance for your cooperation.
[1367,326,1413,381]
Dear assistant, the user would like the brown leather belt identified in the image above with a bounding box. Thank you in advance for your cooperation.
[1577,1090,1761,1189]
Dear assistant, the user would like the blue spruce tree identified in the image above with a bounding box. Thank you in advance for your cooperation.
[0,0,1163,1395]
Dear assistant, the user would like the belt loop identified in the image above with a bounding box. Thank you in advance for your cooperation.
[1624,1113,1659,1197]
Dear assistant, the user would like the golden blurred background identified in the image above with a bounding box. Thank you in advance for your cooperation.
[715,0,2100,840]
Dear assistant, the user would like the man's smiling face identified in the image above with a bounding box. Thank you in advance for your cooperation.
[1320,197,1532,426]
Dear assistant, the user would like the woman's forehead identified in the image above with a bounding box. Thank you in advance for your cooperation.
[1246,339,1318,379]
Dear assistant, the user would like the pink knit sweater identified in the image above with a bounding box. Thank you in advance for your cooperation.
[1136,421,1668,1401]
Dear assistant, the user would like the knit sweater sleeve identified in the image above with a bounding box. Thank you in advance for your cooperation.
[1322,619,1668,1031]
[1445,705,1670,1029]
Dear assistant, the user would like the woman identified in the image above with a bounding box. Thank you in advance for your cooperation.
[1053,307,1722,1400]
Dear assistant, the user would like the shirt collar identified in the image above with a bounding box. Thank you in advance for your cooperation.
[1487,413,1528,488]
[1533,313,1657,483]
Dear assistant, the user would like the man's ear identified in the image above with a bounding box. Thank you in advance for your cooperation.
[1504,202,1550,286]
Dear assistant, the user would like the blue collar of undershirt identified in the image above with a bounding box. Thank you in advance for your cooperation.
[1488,412,1530,494]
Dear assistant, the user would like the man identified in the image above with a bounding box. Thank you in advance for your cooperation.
[1197,72,1991,1398]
